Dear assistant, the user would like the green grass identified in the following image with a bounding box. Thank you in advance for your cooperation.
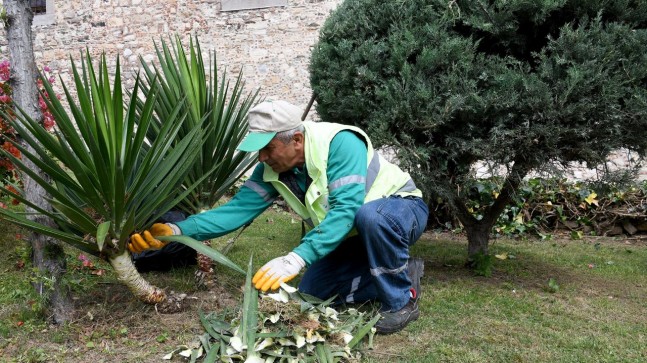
[0,206,646,362]
[376,236,647,363]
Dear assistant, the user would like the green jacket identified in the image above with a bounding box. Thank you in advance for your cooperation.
[176,122,421,265]
[264,121,421,227]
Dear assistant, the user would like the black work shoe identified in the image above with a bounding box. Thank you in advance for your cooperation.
[375,299,420,334]
[407,257,424,300]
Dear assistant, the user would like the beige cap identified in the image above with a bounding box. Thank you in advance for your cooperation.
[237,100,303,152]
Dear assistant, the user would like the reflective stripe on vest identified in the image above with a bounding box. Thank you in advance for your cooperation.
[365,152,380,193]
[364,151,417,195]
[243,179,276,203]
[397,178,418,194]
[329,175,366,192]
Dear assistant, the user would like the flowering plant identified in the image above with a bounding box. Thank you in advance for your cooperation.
[0,60,56,206]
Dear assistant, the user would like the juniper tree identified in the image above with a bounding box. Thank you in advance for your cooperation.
[310,0,647,264]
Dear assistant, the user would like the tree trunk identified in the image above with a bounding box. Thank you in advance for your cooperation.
[449,160,531,267]
[4,0,73,323]
[445,186,495,262]
[465,221,491,257]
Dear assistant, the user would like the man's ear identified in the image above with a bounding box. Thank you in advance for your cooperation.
[293,131,305,146]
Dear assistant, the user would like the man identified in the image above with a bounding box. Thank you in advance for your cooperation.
[130,100,429,334]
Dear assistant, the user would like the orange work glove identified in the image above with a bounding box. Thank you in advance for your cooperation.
[128,223,178,254]
[252,252,305,292]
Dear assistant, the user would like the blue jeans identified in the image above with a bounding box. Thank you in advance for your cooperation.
[298,196,429,312]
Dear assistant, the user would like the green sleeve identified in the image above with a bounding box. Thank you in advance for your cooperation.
[175,163,277,241]
[293,131,367,264]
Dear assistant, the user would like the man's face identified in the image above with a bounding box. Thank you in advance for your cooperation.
[258,132,305,173]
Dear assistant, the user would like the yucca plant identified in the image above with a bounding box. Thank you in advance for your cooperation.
[0,51,241,304]
[138,35,259,214]
[137,35,259,275]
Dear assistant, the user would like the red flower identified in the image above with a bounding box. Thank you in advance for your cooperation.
[0,60,10,81]
[1,60,59,201]
[2,141,20,158]
[5,184,18,194]
[43,114,55,130]
[0,158,14,170]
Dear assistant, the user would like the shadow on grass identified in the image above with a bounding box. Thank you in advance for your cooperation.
[412,232,645,300]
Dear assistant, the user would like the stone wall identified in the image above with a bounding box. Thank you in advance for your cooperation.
[1,0,644,181]
[1,0,341,110]
[474,149,646,182]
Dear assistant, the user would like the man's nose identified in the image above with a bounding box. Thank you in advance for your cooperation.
[258,150,267,162]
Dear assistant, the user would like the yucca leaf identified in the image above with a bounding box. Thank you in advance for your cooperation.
[0,208,96,253]
[0,184,84,234]
[122,75,152,173]
[136,35,259,214]
[202,346,220,363]
[4,136,76,190]
[199,310,232,339]
[157,235,244,274]
[315,343,333,363]
[96,221,111,252]
[1,49,208,260]
[241,255,259,358]
[347,314,380,349]
[1,148,92,215]
[48,199,97,233]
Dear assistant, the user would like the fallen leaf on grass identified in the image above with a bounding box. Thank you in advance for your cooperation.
[584,192,599,206]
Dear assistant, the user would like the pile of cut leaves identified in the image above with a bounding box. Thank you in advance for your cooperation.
[164,257,380,362]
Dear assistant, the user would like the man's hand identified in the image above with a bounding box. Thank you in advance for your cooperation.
[128,223,178,253]
[252,252,305,292]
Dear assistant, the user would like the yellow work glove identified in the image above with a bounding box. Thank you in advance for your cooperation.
[128,223,179,254]
[252,252,305,292]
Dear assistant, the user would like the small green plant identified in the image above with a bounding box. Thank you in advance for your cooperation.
[472,252,494,277]
[156,332,169,343]
[547,278,560,293]
[19,347,50,363]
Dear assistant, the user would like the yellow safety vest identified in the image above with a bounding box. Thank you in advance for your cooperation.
[263,122,421,227]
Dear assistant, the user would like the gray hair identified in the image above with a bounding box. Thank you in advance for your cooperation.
[275,124,305,144]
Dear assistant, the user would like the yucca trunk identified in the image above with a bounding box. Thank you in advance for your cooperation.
[109,249,166,304]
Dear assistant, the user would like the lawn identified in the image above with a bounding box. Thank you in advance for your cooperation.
[0,206,645,362]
